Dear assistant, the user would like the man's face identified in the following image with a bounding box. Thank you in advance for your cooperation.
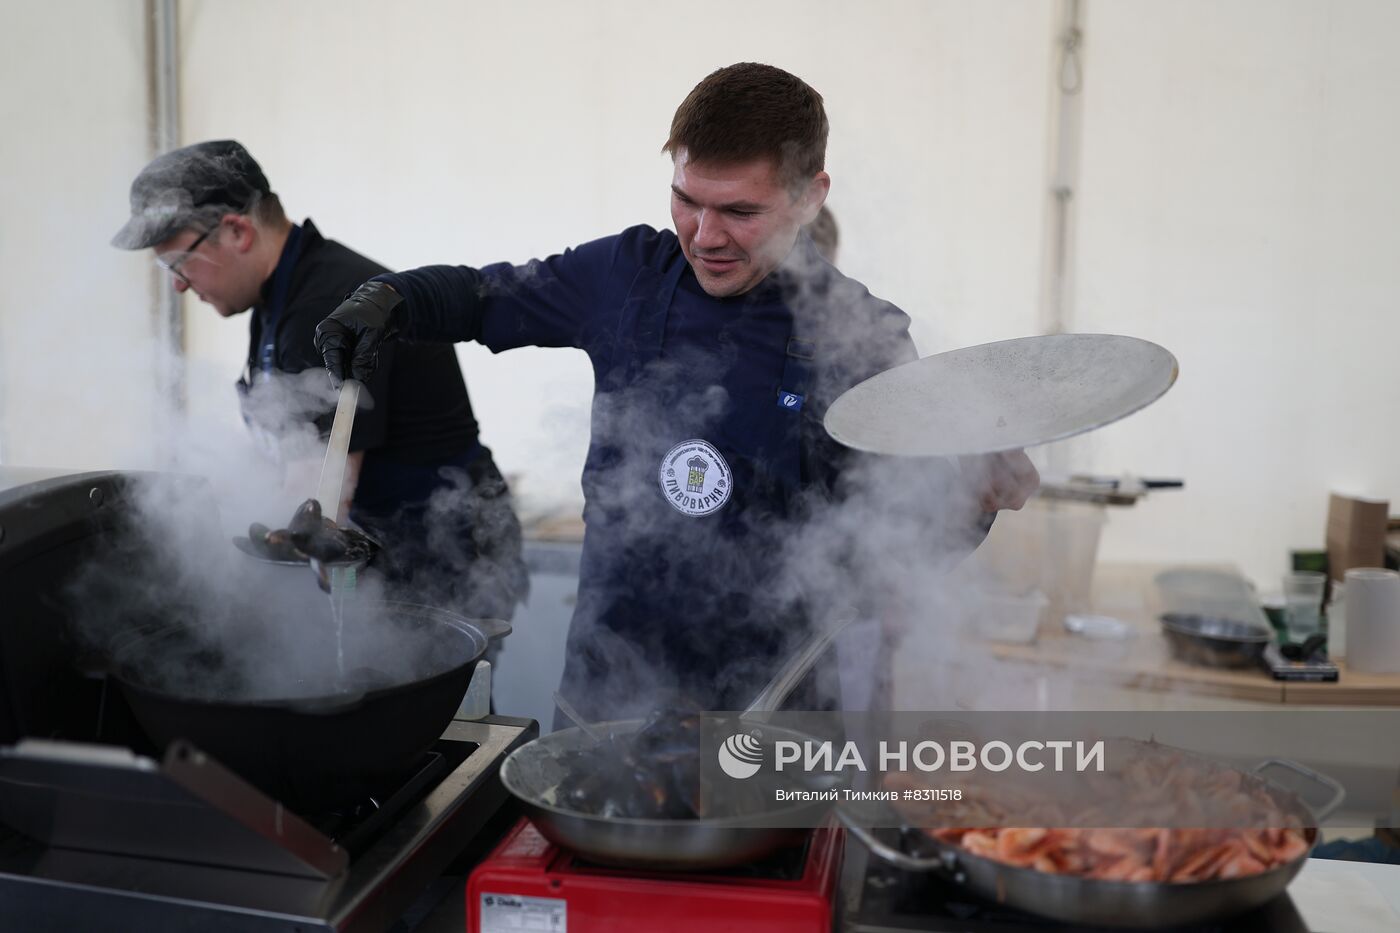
[153,219,259,317]
[670,149,829,298]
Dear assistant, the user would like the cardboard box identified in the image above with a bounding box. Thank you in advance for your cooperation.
[1326,492,1390,582]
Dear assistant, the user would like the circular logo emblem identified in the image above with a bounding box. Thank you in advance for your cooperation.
[658,439,732,516]
[718,732,764,780]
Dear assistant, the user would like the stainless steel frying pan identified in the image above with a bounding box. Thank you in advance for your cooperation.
[497,616,855,869]
[840,750,1343,928]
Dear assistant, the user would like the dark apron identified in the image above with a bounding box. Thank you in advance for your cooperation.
[235,225,305,458]
[557,255,833,721]
[235,227,527,620]
[350,446,528,625]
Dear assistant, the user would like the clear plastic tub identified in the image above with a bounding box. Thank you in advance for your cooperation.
[967,591,1049,644]
[965,499,1107,625]
[1154,567,1271,629]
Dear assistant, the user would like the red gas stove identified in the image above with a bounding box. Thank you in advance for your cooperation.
[467,820,843,933]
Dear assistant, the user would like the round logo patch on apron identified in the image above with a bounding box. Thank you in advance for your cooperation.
[658,438,732,517]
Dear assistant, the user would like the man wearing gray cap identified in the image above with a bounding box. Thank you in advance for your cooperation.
[113,140,528,621]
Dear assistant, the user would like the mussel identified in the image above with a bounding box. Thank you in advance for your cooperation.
[239,499,379,580]
[246,522,309,562]
[551,698,705,819]
[286,498,323,538]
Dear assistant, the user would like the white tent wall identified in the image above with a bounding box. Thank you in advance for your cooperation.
[0,0,156,469]
[1,1,1395,588]
[1070,0,1400,582]
[175,0,1055,508]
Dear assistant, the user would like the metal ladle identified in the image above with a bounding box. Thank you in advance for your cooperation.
[310,380,362,594]
[314,380,361,524]
[552,692,608,744]
[232,380,377,592]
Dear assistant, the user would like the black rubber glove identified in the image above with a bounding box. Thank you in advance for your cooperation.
[314,281,403,386]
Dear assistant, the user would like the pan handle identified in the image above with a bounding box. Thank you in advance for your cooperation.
[744,607,858,716]
[1252,758,1347,821]
[835,807,964,879]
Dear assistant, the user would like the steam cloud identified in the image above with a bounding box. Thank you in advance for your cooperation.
[65,227,1052,720]
[63,348,511,703]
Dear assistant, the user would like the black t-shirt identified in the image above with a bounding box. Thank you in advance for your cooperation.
[245,219,480,468]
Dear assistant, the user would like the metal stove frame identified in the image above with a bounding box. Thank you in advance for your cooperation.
[0,714,536,933]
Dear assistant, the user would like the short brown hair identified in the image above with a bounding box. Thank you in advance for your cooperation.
[663,63,828,193]
[251,191,288,228]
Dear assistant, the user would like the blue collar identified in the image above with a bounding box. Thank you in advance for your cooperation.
[257,223,304,373]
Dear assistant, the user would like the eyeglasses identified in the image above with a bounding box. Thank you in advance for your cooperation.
[156,226,216,286]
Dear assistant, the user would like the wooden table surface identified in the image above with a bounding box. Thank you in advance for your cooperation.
[988,562,1400,706]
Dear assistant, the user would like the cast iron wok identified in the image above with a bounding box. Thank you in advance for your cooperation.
[840,744,1344,929]
[498,616,854,869]
[111,601,507,813]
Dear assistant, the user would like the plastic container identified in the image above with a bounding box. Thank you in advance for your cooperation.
[1282,571,1327,641]
[1154,567,1272,630]
[966,499,1107,626]
[1344,569,1400,673]
[966,591,1048,644]
[1326,583,1345,659]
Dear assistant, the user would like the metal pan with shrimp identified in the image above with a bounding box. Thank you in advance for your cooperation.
[839,739,1345,929]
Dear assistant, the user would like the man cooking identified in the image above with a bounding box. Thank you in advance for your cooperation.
[112,140,528,621]
[315,64,1038,720]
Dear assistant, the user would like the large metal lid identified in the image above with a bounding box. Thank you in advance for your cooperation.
[824,333,1178,457]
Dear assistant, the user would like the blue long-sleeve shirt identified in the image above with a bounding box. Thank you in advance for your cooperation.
[370,225,979,716]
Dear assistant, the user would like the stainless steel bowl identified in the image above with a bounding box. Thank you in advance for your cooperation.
[1160,612,1273,668]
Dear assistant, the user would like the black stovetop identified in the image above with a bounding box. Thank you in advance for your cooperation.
[842,848,1310,932]
[308,736,476,859]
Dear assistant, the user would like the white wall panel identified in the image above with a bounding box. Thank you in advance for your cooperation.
[7,1,1396,590]
[176,0,1053,502]
[1072,0,1400,583]
[0,0,155,468]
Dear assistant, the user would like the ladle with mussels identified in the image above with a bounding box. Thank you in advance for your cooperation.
[232,380,380,591]
[235,497,379,590]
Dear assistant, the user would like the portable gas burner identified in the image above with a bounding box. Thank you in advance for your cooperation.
[467,820,843,933]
